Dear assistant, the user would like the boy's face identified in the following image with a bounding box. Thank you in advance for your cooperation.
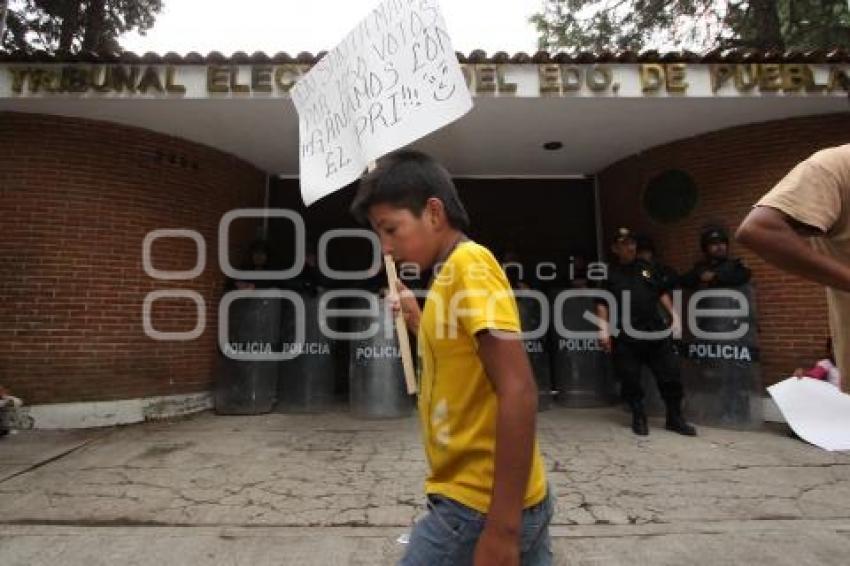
[368,202,441,269]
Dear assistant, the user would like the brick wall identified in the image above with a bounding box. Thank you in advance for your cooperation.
[0,112,266,404]
[597,112,850,386]
[4,110,844,403]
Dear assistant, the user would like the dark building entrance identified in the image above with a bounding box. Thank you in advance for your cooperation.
[266,176,598,403]
[267,176,598,287]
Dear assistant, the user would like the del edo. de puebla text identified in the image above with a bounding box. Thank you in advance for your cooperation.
[5,63,848,97]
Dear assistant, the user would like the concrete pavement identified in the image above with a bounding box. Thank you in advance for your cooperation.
[1,407,849,564]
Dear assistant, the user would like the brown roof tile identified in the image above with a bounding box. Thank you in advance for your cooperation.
[0,49,848,64]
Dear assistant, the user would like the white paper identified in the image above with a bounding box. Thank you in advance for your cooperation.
[768,377,850,451]
[291,0,473,206]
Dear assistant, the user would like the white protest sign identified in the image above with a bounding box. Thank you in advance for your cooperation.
[768,377,850,451]
[291,0,473,206]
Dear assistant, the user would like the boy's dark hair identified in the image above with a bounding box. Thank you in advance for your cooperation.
[350,150,470,231]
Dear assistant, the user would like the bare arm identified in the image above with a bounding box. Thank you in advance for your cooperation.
[736,206,850,292]
[474,330,538,565]
[595,302,612,352]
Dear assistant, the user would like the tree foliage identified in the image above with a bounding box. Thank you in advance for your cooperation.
[531,0,850,52]
[2,0,163,54]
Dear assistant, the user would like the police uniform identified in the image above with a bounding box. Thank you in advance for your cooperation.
[600,228,696,436]
[680,227,751,289]
[635,234,680,290]
[224,240,282,291]
[287,261,330,295]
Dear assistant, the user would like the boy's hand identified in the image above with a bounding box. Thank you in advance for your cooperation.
[473,524,519,566]
[387,280,420,333]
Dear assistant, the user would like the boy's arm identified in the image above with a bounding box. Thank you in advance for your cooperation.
[474,330,538,565]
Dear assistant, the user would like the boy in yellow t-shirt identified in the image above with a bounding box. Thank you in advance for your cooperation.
[351,150,553,566]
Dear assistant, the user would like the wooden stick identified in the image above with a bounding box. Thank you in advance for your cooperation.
[368,160,416,394]
[384,253,417,395]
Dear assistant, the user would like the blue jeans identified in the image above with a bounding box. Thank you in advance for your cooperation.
[399,486,555,566]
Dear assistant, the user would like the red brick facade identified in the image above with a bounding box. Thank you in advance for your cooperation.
[2,110,845,405]
[597,112,850,386]
[0,112,266,404]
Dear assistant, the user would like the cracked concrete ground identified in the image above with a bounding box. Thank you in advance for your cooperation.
[1,407,849,564]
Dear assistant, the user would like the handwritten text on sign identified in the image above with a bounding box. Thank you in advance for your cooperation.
[291,0,473,205]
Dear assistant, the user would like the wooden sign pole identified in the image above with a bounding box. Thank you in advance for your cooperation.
[384,254,417,395]
[367,161,416,395]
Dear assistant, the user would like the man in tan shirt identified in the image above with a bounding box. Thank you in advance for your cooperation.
[737,144,850,393]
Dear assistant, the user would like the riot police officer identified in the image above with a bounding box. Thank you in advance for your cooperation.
[596,227,697,437]
[224,239,280,291]
[286,243,333,295]
[680,226,751,289]
[635,234,679,290]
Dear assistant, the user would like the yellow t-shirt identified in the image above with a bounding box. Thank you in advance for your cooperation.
[416,240,548,513]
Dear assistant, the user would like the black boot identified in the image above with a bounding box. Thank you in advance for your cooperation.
[665,405,697,436]
[630,403,649,436]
